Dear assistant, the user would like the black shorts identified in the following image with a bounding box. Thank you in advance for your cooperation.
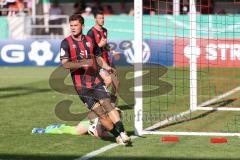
[78,84,110,110]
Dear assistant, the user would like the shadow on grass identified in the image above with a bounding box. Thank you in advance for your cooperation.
[117,104,134,110]
[0,154,239,160]
[153,99,236,131]
[0,86,51,99]
[200,98,237,108]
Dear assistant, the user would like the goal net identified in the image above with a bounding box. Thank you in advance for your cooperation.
[134,0,240,136]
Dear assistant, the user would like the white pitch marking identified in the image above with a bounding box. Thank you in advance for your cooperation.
[145,110,192,131]
[75,136,138,160]
[198,86,240,108]
[75,86,240,160]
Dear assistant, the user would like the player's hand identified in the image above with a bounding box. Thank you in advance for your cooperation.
[99,38,107,47]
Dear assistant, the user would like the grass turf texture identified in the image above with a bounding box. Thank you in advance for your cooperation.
[1,66,240,160]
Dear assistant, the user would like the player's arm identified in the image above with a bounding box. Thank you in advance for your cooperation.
[60,40,93,69]
[87,29,106,48]
[93,41,115,73]
[61,59,93,69]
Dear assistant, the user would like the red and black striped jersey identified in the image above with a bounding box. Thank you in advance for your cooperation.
[87,27,111,65]
[60,35,103,90]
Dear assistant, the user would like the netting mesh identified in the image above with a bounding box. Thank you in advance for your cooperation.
[141,0,240,133]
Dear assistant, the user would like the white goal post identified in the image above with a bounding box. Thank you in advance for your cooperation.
[134,0,240,137]
[134,0,143,136]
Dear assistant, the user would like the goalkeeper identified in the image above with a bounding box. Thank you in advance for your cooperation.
[32,109,123,139]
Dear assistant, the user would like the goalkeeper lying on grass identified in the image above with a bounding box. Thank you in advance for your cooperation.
[32,108,122,138]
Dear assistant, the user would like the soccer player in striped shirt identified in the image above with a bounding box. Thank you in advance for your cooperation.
[59,14,130,145]
[87,10,120,105]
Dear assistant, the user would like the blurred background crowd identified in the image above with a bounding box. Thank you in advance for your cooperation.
[0,0,239,39]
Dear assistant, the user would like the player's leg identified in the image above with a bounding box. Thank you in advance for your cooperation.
[99,98,130,144]
[99,98,120,123]
[100,64,119,105]
[75,119,90,135]
[99,98,125,132]
[94,85,131,144]
[92,102,112,130]
[54,114,91,135]
[87,110,120,138]
[79,89,122,140]
[91,102,121,139]
[43,124,85,135]
[110,68,120,98]
[106,63,120,107]
[99,68,112,88]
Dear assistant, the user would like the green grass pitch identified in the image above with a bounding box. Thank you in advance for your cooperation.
[1,66,240,160]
